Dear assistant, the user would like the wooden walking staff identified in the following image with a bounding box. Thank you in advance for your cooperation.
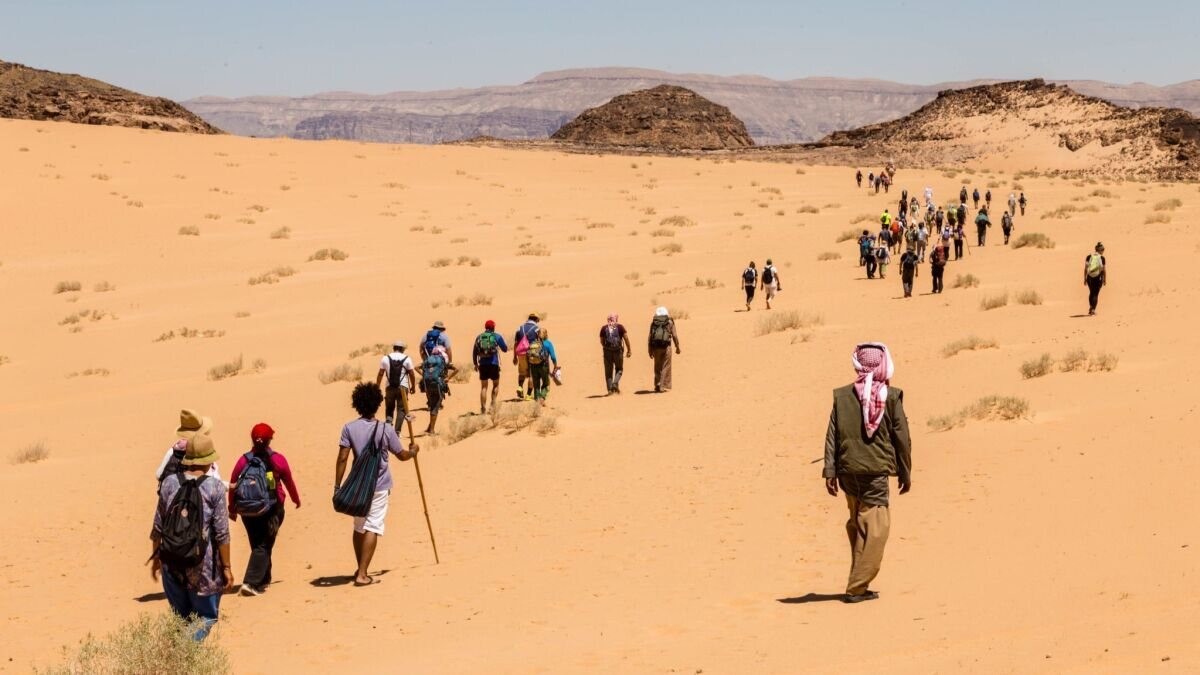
[404,421,440,564]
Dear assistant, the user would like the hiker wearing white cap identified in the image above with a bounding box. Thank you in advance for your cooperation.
[648,307,681,393]
[376,340,417,430]
[156,409,221,485]
[823,343,912,604]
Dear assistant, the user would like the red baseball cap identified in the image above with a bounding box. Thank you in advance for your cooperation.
[485,320,496,329]
[250,423,275,443]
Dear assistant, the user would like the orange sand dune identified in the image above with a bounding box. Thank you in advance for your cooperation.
[0,119,1197,673]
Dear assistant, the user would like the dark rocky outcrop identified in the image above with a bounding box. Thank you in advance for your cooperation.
[0,60,220,134]
[550,85,753,150]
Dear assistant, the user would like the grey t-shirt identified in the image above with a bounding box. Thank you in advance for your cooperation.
[339,417,404,491]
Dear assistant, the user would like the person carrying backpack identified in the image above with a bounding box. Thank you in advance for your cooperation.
[956,203,967,233]
[742,261,758,311]
[874,243,891,280]
[1001,211,1014,245]
[600,313,632,395]
[975,208,991,246]
[376,340,418,432]
[472,320,509,414]
[1083,242,1108,316]
[156,409,221,486]
[648,307,681,393]
[419,321,453,365]
[972,188,980,209]
[228,423,300,596]
[985,189,992,208]
[335,383,417,587]
[864,234,878,279]
[527,327,559,407]
[929,242,948,293]
[953,222,966,260]
[760,258,782,309]
[1019,192,1028,215]
[856,169,863,188]
[1008,192,1017,217]
[899,246,919,298]
[959,186,968,205]
[915,223,928,263]
[420,346,458,435]
[858,230,873,268]
[513,314,541,401]
[149,434,233,641]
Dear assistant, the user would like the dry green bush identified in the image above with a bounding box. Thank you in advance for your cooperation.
[348,343,390,359]
[178,225,200,236]
[1145,213,1171,224]
[11,442,49,465]
[1058,349,1089,372]
[1012,233,1054,249]
[817,251,842,261]
[447,401,553,445]
[953,274,981,288]
[1088,352,1119,372]
[430,257,452,268]
[248,267,296,285]
[309,248,349,262]
[53,281,82,294]
[942,336,998,358]
[269,226,291,239]
[755,310,823,337]
[652,242,683,255]
[980,292,1009,311]
[208,355,244,381]
[694,277,722,289]
[928,395,1030,431]
[37,611,229,675]
[1015,289,1043,306]
[660,215,696,228]
[1021,354,1054,379]
[517,242,551,257]
[1154,198,1183,211]
[318,362,363,385]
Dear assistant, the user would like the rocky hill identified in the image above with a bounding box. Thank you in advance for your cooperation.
[806,79,1200,178]
[550,85,752,150]
[0,60,220,134]
[183,67,1200,146]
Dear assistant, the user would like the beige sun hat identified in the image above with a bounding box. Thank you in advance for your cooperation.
[176,409,213,439]
[180,434,219,467]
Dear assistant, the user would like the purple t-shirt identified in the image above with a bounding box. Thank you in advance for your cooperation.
[339,417,404,491]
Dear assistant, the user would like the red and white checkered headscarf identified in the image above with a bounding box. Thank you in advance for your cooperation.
[852,343,894,439]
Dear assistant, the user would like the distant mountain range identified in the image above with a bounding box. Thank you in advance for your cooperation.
[183,67,1200,145]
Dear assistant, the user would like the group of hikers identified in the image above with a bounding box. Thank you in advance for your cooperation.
[740,259,783,310]
[855,163,896,194]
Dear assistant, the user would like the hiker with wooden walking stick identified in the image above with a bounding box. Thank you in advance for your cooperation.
[396,396,439,564]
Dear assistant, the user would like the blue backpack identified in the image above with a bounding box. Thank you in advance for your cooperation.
[233,452,274,517]
[422,330,442,356]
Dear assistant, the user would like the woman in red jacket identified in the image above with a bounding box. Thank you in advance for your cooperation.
[228,423,300,596]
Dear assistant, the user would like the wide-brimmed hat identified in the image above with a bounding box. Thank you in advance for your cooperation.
[176,409,213,439]
[432,320,446,330]
[393,338,407,350]
[180,434,219,467]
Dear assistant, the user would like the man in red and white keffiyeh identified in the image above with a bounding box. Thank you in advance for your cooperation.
[852,343,895,439]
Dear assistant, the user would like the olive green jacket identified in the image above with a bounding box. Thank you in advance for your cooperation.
[822,384,912,482]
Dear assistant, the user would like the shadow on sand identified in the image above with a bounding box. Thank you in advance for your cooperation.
[777,593,845,605]
[311,569,391,588]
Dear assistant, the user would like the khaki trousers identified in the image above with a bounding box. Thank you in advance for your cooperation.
[844,494,890,595]
[651,346,672,390]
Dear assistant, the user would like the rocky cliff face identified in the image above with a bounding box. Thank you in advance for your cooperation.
[0,60,220,134]
[550,85,752,150]
[183,68,1200,146]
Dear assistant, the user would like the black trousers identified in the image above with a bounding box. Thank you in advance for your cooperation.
[954,240,964,259]
[242,503,284,589]
[1087,277,1104,311]
[932,266,945,293]
[603,349,624,391]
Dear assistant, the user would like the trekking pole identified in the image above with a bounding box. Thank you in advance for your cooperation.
[412,455,440,564]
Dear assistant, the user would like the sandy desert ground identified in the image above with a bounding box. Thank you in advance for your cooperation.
[1,118,1198,673]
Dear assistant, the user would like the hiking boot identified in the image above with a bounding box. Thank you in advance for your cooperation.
[843,591,879,604]
[516,388,523,400]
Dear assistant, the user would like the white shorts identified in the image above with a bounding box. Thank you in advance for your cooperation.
[765,282,778,299]
[353,490,390,535]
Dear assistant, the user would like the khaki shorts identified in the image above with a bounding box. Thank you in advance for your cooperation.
[517,353,529,378]
[353,490,390,535]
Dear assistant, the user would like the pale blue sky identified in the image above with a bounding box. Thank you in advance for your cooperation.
[2,0,1196,99]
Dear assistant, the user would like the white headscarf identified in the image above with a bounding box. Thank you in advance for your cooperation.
[655,307,668,317]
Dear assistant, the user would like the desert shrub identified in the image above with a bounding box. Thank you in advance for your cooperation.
[980,292,1009,311]
[568,235,586,242]
[1088,352,1119,372]
[517,242,551,256]
[816,251,842,261]
[942,336,998,358]
[1041,205,1078,220]
[269,226,291,239]
[208,355,243,381]
[836,229,860,243]
[67,368,110,378]
[456,256,482,267]
[1154,198,1183,211]
[953,274,980,288]
[850,213,873,224]
[429,257,452,268]
[660,215,696,228]
[1020,354,1054,379]
[625,272,641,281]
[694,277,722,289]
[1015,289,1043,306]
[587,221,615,229]
[203,213,221,220]
[447,401,551,444]
[236,217,255,225]
[1145,213,1171,224]
[1058,349,1089,372]
[11,442,49,465]
[347,343,390,359]
[669,308,690,320]
[453,293,493,306]
[248,267,296,285]
[652,242,683,255]
[649,228,675,237]
[309,248,349,262]
[928,395,1030,431]
[247,204,268,212]
[1012,233,1054,249]
[37,611,229,675]
[797,205,820,214]
[1090,189,1116,199]
[0,355,9,366]
[755,310,822,337]
[535,415,560,436]
[449,367,472,384]
[318,362,363,385]
[53,281,82,294]
[178,225,200,236]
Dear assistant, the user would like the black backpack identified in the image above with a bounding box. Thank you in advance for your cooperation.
[158,447,186,483]
[386,355,409,388]
[742,268,756,285]
[158,475,210,571]
[762,266,775,284]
